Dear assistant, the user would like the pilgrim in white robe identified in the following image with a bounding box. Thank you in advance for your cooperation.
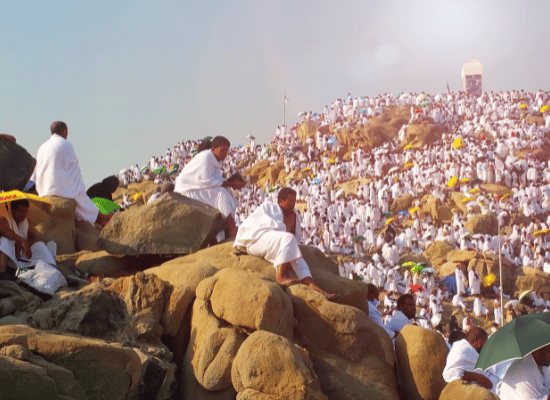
[499,354,550,400]
[233,201,312,280]
[443,339,500,394]
[32,134,98,224]
[0,204,57,271]
[469,269,481,295]
[455,268,466,295]
[385,310,413,339]
[174,149,238,218]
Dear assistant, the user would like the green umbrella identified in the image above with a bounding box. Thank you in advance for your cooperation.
[91,197,120,215]
[153,168,168,174]
[352,235,365,243]
[475,312,550,371]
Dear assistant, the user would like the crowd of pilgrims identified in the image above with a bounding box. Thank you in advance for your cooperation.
[118,89,550,329]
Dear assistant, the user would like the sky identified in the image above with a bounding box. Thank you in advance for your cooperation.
[1,0,549,187]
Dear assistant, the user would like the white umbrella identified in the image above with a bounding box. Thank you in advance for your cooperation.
[335,188,346,199]
[504,300,520,308]
[305,138,314,144]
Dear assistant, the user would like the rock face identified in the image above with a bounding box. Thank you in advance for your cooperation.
[0,325,176,400]
[97,192,226,255]
[439,379,498,400]
[75,219,102,252]
[0,140,36,191]
[515,267,550,298]
[394,325,448,400]
[232,330,328,400]
[287,284,399,400]
[34,195,78,255]
[465,213,498,235]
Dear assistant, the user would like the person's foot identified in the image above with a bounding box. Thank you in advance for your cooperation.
[276,263,299,286]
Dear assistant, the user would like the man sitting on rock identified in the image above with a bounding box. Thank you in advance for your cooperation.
[443,326,500,394]
[32,121,111,228]
[233,187,337,300]
[174,136,245,237]
[0,199,57,278]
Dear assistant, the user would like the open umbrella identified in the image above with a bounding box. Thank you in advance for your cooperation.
[236,143,243,148]
[291,126,298,131]
[421,267,436,275]
[0,190,51,226]
[540,105,550,113]
[469,188,481,194]
[352,235,365,243]
[475,313,550,371]
[303,167,312,172]
[398,210,409,216]
[519,290,533,302]
[305,138,314,144]
[246,135,255,140]
[461,178,470,183]
[298,111,307,117]
[312,178,322,185]
[385,217,396,226]
[403,144,414,150]
[403,162,414,169]
[410,284,423,293]
[448,176,458,188]
[335,188,346,199]
[409,207,421,213]
[518,104,528,108]
[504,300,520,308]
[482,273,496,287]
[500,193,510,202]
[358,109,368,114]
[533,229,549,237]
[90,197,120,215]
[327,137,337,144]
[327,159,336,164]
[461,197,473,203]
[153,168,168,174]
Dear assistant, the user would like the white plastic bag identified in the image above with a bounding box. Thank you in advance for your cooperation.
[16,260,68,296]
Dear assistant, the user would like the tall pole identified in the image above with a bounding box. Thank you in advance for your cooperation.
[498,192,504,327]
[284,91,286,127]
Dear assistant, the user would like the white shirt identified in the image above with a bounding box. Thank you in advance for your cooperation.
[499,354,550,400]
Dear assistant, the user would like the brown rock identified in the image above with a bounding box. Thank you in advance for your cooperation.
[75,219,102,252]
[515,267,550,299]
[465,213,498,235]
[97,192,225,255]
[423,241,455,267]
[402,123,447,148]
[184,298,246,392]
[391,193,414,215]
[0,325,176,400]
[231,330,328,400]
[75,250,130,276]
[0,140,36,191]
[203,268,294,340]
[145,261,219,337]
[395,325,449,400]
[287,284,394,365]
[34,195,78,255]
[439,379,498,400]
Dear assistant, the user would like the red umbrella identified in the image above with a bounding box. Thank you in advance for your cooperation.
[291,126,298,131]
[410,284,424,293]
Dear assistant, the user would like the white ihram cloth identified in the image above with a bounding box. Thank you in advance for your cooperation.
[499,354,550,400]
[233,201,311,280]
[0,204,57,270]
[443,339,501,394]
[385,310,412,339]
[174,150,238,218]
[32,134,98,224]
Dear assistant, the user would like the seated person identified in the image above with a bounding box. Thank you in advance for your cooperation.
[86,175,120,201]
[385,293,416,340]
[0,199,57,278]
[174,136,244,237]
[233,187,337,300]
[32,121,111,228]
[443,327,499,393]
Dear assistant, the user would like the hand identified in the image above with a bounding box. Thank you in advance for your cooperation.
[22,241,32,259]
[476,374,493,390]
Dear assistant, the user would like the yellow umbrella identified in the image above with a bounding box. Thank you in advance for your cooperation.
[534,229,550,237]
[409,207,421,213]
[482,273,496,287]
[385,217,396,226]
[303,167,312,172]
[500,193,510,202]
[469,188,481,193]
[519,104,528,108]
[461,197,473,203]
[403,144,414,150]
[541,105,550,113]
[447,176,458,188]
[452,142,463,149]
[404,162,414,169]
[327,159,336,164]
[131,192,143,202]
[0,190,51,226]
[461,178,470,183]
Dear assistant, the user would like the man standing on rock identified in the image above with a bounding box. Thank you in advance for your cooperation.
[234,187,337,300]
[32,121,111,228]
[174,136,244,237]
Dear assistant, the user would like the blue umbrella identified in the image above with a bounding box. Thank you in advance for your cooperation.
[236,144,243,148]
[327,137,337,144]
[398,210,409,216]
[358,109,368,114]
[312,178,322,184]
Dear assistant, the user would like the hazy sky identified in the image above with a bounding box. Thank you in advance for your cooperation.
[1,0,549,187]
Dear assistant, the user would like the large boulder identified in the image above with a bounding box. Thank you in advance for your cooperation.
[394,325,449,400]
[439,379,498,400]
[465,213,498,235]
[402,123,447,148]
[199,268,294,340]
[75,219,102,252]
[423,241,455,268]
[0,140,35,191]
[34,195,78,255]
[391,193,414,215]
[73,250,130,276]
[0,325,176,400]
[231,330,327,400]
[515,267,550,298]
[97,192,225,255]
[29,273,170,349]
[286,284,399,400]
